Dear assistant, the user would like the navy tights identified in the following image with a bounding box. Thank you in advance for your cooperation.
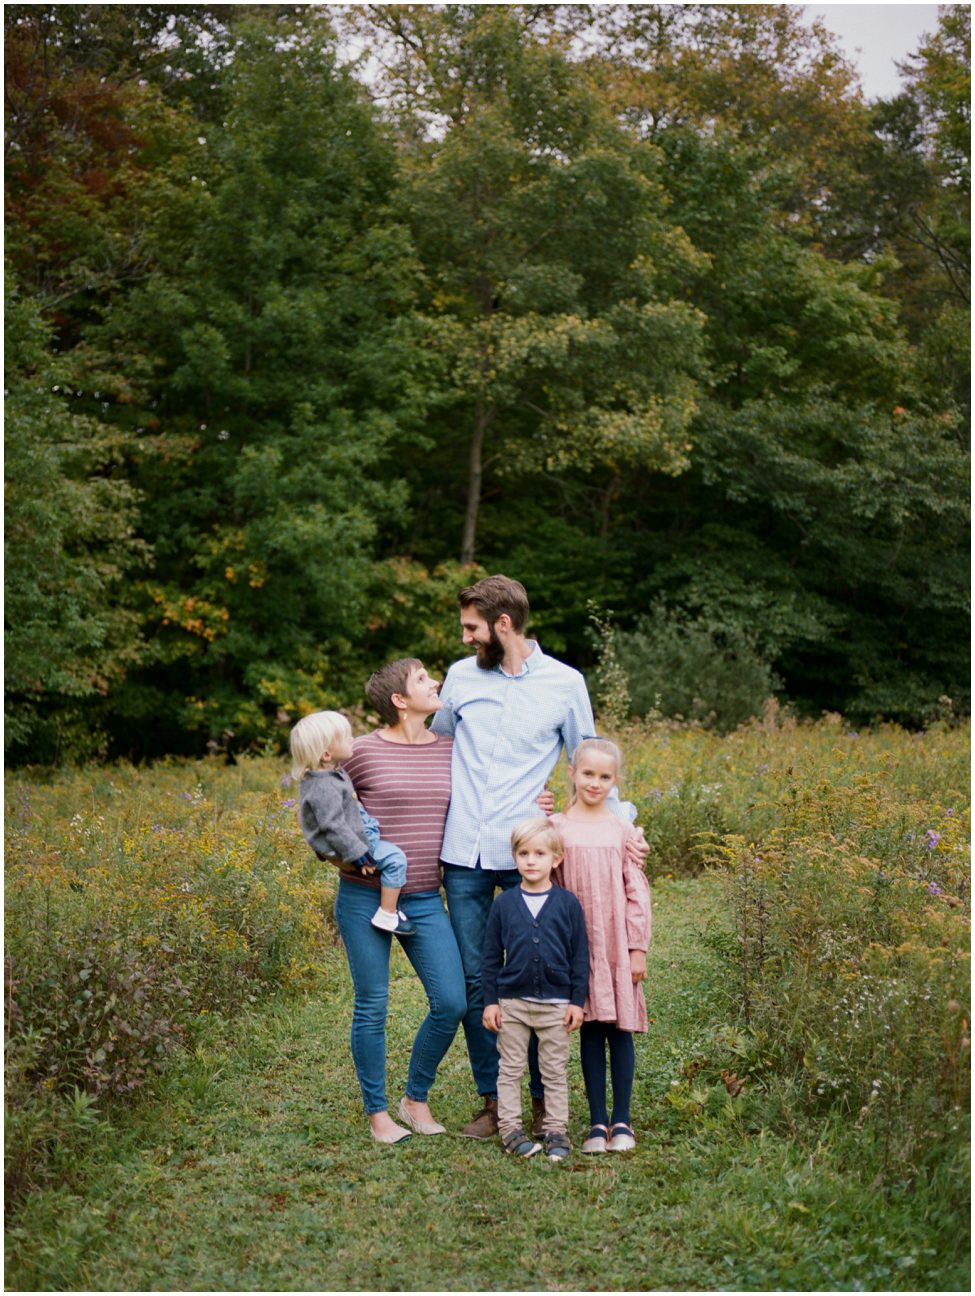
[580,1021,635,1128]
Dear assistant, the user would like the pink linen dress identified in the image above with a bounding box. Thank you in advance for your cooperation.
[552,812,652,1033]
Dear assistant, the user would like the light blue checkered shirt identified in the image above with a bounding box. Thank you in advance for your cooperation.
[431,642,629,871]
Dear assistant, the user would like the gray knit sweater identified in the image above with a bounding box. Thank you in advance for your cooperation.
[298,769,368,863]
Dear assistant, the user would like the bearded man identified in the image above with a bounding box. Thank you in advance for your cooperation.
[431,573,646,1136]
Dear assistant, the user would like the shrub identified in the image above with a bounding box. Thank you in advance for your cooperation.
[619,706,970,879]
[614,611,779,731]
[8,923,192,1097]
[706,789,970,1186]
[615,713,969,1202]
[4,1026,110,1200]
[4,759,339,1200]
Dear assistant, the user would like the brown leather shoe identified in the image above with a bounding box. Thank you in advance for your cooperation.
[460,1097,498,1138]
[531,1095,546,1137]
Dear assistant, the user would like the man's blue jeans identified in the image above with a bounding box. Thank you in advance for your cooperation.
[442,861,543,1101]
[335,880,466,1114]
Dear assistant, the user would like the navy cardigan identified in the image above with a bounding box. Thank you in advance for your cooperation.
[481,885,589,1007]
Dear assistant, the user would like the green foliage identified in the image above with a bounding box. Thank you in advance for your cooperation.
[625,713,970,1203]
[359,557,488,687]
[586,603,633,729]
[691,400,969,722]
[587,2,871,242]
[4,274,148,761]
[355,3,707,563]
[4,1029,112,1203]
[96,11,427,751]
[4,759,338,1199]
[614,610,779,731]
[616,705,970,882]
[842,6,970,405]
[901,5,970,204]
[608,123,969,723]
[3,3,970,761]
[708,803,968,1185]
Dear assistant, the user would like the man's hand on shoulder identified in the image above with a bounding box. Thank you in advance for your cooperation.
[625,827,649,866]
[535,783,555,815]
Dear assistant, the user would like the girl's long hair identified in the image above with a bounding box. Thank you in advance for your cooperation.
[567,737,622,808]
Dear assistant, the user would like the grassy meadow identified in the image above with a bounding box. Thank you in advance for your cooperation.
[4,713,970,1291]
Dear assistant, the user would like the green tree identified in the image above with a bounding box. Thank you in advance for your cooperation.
[607,124,970,722]
[4,274,148,760]
[894,6,969,415]
[350,4,706,564]
[4,5,198,760]
[103,8,426,749]
[582,3,870,238]
[4,3,969,760]
[4,5,211,312]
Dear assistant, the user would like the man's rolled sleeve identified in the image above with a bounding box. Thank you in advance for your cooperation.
[560,678,596,765]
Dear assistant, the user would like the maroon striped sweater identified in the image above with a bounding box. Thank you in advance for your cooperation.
[342,730,453,895]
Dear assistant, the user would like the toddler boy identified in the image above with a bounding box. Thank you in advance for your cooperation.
[290,709,415,937]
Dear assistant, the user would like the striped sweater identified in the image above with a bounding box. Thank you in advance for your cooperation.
[341,730,453,894]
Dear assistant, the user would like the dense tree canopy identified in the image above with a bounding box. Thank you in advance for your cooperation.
[5,3,970,761]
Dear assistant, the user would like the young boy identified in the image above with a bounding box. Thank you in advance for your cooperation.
[481,818,589,1160]
[290,710,415,937]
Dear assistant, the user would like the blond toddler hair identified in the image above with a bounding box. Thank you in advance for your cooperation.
[289,710,353,780]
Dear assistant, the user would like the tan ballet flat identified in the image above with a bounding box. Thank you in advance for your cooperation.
[397,1097,446,1135]
[370,1122,411,1145]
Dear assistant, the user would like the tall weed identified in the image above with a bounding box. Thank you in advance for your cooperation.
[5,720,969,1214]
[619,704,969,877]
[703,780,969,1190]
[4,760,337,1198]
[615,712,969,1198]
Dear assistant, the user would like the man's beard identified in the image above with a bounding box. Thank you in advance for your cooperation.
[474,625,505,670]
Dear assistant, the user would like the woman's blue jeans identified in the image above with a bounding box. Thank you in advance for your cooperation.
[334,879,466,1115]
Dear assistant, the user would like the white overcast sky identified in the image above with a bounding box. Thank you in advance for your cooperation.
[339,3,947,103]
[795,3,945,99]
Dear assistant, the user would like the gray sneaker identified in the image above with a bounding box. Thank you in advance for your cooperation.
[543,1131,571,1162]
[502,1128,541,1158]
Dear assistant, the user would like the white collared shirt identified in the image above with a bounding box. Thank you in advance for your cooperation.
[431,642,597,870]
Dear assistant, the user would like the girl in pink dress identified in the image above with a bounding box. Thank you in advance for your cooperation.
[552,738,652,1154]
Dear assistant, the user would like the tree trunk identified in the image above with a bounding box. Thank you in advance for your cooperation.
[460,400,491,564]
[599,473,620,543]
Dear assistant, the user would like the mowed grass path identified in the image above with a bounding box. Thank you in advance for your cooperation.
[8,875,967,1292]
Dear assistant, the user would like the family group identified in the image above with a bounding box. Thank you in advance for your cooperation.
[288,575,652,1162]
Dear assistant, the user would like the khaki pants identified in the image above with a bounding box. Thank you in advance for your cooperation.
[496,998,571,1137]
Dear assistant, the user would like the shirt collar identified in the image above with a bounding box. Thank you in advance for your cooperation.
[499,640,543,678]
